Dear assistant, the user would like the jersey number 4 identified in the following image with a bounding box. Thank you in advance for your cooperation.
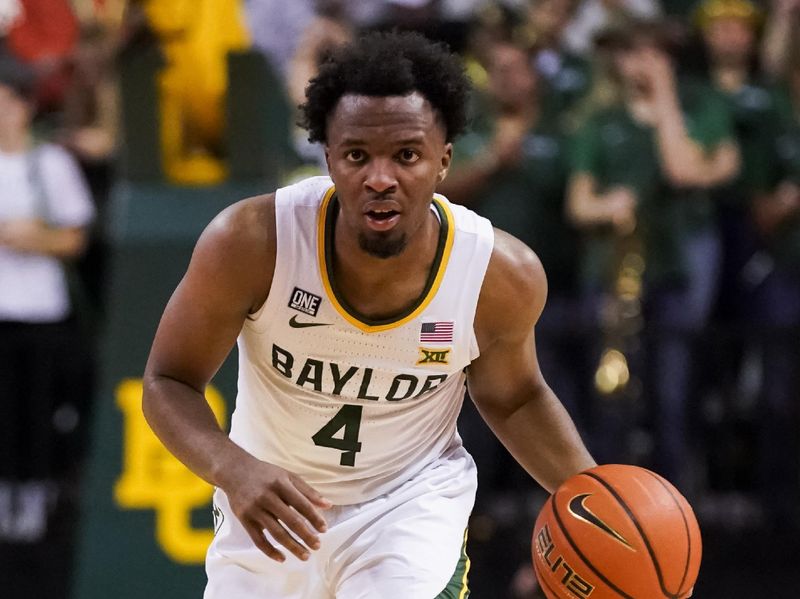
[312,404,363,466]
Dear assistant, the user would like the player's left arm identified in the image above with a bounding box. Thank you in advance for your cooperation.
[467,229,596,493]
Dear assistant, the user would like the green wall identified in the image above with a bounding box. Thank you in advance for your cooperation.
[73,181,263,598]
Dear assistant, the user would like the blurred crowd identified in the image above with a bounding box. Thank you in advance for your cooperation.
[1,0,799,597]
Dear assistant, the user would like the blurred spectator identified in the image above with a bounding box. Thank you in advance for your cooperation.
[695,0,780,382]
[0,54,95,542]
[461,2,520,92]
[285,1,353,170]
[567,20,738,490]
[57,22,120,166]
[53,15,127,325]
[3,0,79,112]
[760,0,800,80]
[516,0,593,113]
[243,0,316,78]
[562,0,663,56]
[749,46,800,529]
[286,3,353,110]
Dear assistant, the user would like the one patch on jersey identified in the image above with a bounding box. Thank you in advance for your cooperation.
[289,287,322,316]
[417,347,451,365]
[420,321,454,344]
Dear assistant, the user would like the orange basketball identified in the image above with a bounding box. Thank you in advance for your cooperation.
[531,464,701,599]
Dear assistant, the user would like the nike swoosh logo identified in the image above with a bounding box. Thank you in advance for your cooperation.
[289,315,332,328]
[568,493,634,550]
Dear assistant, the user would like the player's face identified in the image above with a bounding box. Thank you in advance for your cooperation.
[324,92,452,259]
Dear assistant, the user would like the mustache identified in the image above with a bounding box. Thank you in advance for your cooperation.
[365,190,396,200]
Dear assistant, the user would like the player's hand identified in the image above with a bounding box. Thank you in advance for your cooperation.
[221,456,332,563]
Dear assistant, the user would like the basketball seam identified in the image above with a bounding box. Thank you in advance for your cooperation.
[584,471,679,599]
[551,489,636,599]
[642,470,695,597]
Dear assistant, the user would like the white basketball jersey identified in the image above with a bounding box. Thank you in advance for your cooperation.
[230,176,494,505]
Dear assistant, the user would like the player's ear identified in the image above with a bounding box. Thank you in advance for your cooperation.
[437,143,453,184]
[324,146,331,171]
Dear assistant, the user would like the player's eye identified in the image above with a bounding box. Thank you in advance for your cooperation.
[398,149,420,164]
[345,149,366,162]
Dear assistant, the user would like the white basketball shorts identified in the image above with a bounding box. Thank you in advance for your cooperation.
[204,445,477,599]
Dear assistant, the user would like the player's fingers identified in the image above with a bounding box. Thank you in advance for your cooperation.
[290,475,333,510]
[243,519,285,563]
[270,501,322,550]
[262,514,312,561]
[280,483,329,533]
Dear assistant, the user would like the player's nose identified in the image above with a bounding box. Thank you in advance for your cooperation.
[363,159,398,194]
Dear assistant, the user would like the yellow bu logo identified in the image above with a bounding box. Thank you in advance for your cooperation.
[114,379,227,564]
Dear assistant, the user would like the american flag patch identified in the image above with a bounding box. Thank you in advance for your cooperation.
[420,321,454,344]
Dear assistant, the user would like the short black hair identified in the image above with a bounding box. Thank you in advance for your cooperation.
[300,30,470,144]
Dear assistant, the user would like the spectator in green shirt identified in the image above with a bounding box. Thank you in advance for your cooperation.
[750,50,800,530]
[440,40,595,593]
[441,39,592,448]
[694,0,781,320]
[567,20,739,489]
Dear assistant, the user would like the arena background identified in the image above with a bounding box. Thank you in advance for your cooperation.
[0,1,798,597]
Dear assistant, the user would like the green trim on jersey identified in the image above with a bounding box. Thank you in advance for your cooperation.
[435,529,471,599]
[323,195,451,327]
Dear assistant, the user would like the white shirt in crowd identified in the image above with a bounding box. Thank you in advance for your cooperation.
[0,143,95,323]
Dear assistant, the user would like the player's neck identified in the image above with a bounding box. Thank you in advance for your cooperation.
[331,210,440,321]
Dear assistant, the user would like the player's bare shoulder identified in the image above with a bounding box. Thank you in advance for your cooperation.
[474,228,548,347]
[203,193,275,248]
[191,193,277,314]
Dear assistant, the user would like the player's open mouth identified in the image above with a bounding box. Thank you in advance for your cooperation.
[364,209,401,231]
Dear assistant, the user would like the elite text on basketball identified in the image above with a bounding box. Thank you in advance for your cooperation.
[535,524,595,598]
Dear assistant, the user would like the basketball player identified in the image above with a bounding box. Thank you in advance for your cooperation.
[142,31,595,598]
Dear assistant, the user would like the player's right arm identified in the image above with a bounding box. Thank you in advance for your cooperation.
[142,194,331,563]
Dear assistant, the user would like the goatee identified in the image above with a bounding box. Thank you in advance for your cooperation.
[358,232,408,259]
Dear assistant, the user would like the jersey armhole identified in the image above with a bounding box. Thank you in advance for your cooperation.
[465,213,495,363]
[244,194,290,334]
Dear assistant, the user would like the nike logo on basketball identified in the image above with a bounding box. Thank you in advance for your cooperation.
[289,315,332,328]
[568,493,634,550]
